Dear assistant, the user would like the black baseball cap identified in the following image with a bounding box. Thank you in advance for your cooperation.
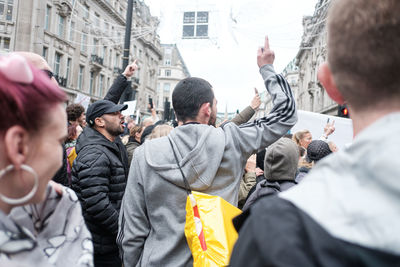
[86,100,128,126]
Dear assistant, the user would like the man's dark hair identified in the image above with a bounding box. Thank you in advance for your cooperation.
[172,77,214,122]
[66,103,85,122]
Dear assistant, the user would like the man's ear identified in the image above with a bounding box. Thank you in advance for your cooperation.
[4,126,30,170]
[200,102,211,117]
[318,62,345,105]
[94,117,105,128]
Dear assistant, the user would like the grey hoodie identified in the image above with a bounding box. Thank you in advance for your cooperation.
[117,64,297,267]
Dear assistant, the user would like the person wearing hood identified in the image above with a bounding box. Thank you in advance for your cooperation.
[71,100,129,267]
[117,36,297,266]
[242,138,299,211]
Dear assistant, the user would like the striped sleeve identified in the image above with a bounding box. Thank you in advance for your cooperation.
[223,64,297,160]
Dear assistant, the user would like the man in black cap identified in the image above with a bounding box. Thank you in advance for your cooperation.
[71,99,128,267]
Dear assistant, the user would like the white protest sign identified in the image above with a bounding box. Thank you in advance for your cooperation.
[122,100,137,116]
[74,93,91,110]
[291,110,353,150]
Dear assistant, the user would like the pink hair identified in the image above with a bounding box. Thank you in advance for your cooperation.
[0,59,66,134]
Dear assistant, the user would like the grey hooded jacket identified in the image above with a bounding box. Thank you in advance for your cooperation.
[117,64,297,267]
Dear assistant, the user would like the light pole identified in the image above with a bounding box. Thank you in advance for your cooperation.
[120,0,134,103]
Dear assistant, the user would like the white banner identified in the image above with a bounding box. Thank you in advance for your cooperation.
[291,110,353,150]
[74,93,91,110]
[122,100,137,116]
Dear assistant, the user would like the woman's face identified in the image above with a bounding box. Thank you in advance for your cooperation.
[25,104,67,203]
[300,133,312,149]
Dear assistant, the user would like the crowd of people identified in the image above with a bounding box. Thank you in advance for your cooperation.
[0,0,399,266]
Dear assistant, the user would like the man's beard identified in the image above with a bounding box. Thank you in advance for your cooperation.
[105,122,124,137]
[208,113,216,127]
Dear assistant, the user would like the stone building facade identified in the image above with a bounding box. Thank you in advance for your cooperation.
[255,0,338,117]
[0,0,161,113]
[295,0,337,115]
[156,44,190,120]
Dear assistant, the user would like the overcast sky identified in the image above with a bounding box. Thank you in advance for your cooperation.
[144,0,318,112]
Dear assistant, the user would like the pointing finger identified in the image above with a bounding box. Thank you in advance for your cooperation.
[264,36,270,50]
[132,59,138,65]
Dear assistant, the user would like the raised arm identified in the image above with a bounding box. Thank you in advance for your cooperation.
[104,60,138,104]
[224,36,297,159]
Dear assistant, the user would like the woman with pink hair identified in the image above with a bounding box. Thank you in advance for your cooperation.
[0,54,93,266]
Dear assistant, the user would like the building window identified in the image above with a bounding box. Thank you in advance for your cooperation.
[3,37,10,50]
[5,0,12,21]
[102,46,106,59]
[44,5,51,30]
[58,15,65,37]
[115,53,120,68]
[69,21,75,41]
[164,59,171,66]
[139,49,142,58]
[95,13,100,27]
[163,83,171,92]
[104,22,109,35]
[83,5,89,19]
[165,70,171,77]
[165,47,172,55]
[66,58,72,85]
[54,52,61,76]
[92,39,97,55]
[89,71,94,95]
[0,1,4,16]
[78,65,84,90]
[81,34,87,52]
[42,46,48,60]
[109,49,112,66]
[182,11,208,38]
[99,74,104,96]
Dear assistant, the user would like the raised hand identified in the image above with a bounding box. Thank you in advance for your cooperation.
[257,36,275,68]
[123,59,138,78]
[324,120,336,137]
[250,88,261,110]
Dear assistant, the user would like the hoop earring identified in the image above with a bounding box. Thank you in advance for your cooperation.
[0,164,39,205]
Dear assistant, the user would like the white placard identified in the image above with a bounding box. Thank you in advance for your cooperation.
[122,100,137,116]
[74,93,91,110]
[290,110,353,150]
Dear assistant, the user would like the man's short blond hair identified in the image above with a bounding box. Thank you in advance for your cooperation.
[327,0,400,111]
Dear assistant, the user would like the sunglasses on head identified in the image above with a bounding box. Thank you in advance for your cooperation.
[42,69,54,79]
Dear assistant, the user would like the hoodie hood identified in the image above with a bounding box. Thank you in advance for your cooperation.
[75,126,120,156]
[143,124,225,191]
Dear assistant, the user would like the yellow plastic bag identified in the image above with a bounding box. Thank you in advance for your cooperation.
[185,191,242,267]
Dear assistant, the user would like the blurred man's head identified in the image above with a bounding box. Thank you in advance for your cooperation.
[318,0,400,114]
[172,77,216,126]
[15,52,58,86]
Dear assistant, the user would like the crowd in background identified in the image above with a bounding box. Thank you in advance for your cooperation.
[0,0,400,266]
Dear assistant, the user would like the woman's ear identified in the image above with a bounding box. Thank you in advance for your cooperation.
[318,62,345,105]
[4,126,29,170]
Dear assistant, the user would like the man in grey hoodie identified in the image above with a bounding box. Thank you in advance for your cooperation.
[117,37,297,266]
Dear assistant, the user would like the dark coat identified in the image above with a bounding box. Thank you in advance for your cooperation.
[125,137,141,166]
[242,179,297,211]
[52,143,69,187]
[230,197,400,267]
[71,126,127,254]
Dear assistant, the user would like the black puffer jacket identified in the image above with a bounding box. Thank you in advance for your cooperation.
[71,126,127,254]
